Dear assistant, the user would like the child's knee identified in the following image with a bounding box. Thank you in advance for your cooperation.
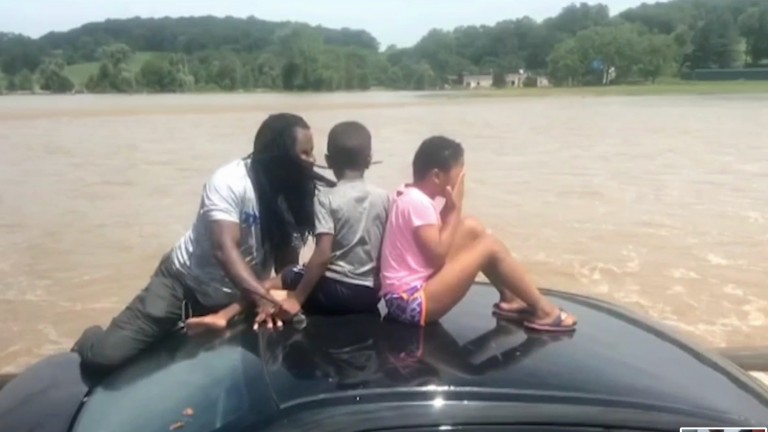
[461,216,487,239]
[478,234,504,257]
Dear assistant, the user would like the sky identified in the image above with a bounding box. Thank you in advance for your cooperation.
[1,0,651,48]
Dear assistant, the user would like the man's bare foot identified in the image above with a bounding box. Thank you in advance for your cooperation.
[185,314,229,335]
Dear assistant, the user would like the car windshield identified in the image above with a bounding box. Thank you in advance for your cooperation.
[70,331,272,432]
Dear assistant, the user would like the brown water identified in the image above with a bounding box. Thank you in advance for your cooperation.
[1,92,766,373]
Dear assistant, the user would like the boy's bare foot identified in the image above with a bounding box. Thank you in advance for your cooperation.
[185,314,229,335]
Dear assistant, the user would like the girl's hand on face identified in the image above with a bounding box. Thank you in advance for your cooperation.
[444,170,465,212]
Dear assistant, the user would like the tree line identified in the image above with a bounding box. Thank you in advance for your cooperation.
[2,0,768,94]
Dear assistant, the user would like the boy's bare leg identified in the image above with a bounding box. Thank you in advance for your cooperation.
[185,301,246,335]
[264,274,283,291]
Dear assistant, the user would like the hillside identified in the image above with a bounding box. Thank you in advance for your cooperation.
[64,51,163,88]
[2,0,768,94]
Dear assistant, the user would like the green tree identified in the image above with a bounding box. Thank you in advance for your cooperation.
[212,55,243,90]
[547,2,611,35]
[413,29,465,82]
[547,38,583,86]
[409,62,438,90]
[384,66,405,89]
[738,5,768,64]
[4,74,17,92]
[277,27,334,91]
[0,33,43,76]
[253,54,281,89]
[36,58,75,93]
[688,8,741,69]
[5,0,766,94]
[85,44,136,93]
[138,57,175,91]
[569,24,643,85]
[637,34,678,83]
[168,54,195,91]
[17,69,34,91]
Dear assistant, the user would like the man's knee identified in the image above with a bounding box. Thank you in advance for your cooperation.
[75,329,134,370]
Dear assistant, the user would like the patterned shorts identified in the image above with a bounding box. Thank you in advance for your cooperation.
[383,284,427,326]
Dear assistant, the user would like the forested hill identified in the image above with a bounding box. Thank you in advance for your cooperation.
[37,16,380,61]
[1,0,768,94]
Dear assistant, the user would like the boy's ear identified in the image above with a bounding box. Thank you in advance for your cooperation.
[364,154,372,169]
[324,153,331,168]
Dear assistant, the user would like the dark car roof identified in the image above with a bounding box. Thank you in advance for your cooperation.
[69,284,768,432]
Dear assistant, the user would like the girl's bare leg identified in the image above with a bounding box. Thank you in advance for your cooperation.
[423,228,576,328]
[448,217,526,311]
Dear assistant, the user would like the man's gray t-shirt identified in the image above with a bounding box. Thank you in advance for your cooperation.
[169,158,273,308]
[314,178,390,287]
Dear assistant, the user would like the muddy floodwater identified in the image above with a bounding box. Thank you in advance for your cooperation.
[1,92,766,373]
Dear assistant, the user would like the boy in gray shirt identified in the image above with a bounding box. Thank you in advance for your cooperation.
[186,121,390,332]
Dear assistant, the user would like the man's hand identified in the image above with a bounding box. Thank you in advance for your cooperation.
[254,302,283,330]
[253,290,302,330]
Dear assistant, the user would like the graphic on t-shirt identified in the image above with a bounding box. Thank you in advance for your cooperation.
[242,210,260,228]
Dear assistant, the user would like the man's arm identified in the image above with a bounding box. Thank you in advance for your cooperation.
[211,220,279,308]
[200,168,279,309]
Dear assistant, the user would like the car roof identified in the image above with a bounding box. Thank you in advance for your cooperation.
[70,284,768,432]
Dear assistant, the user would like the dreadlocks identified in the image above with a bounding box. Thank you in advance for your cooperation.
[247,113,316,258]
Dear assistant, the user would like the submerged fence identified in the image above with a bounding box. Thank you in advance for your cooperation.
[681,68,768,81]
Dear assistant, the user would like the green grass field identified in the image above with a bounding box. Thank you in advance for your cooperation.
[64,51,165,88]
[8,57,768,96]
[427,78,768,99]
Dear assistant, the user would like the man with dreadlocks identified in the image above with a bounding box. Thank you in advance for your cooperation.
[71,113,320,371]
[185,120,390,333]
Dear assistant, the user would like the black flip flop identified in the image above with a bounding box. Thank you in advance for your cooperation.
[524,309,577,333]
[492,303,533,320]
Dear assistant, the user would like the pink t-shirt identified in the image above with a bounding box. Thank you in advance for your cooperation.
[379,185,441,296]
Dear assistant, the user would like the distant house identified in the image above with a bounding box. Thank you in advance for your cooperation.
[535,76,551,87]
[448,71,551,89]
[459,74,493,88]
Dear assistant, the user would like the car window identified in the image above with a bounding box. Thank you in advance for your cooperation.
[70,337,273,432]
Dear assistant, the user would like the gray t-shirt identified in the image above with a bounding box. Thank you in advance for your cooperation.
[315,178,391,287]
[170,158,273,308]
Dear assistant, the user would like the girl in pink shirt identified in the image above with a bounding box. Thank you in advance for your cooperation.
[379,136,577,331]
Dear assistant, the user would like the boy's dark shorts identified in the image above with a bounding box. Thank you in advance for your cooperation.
[280,266,380,315]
